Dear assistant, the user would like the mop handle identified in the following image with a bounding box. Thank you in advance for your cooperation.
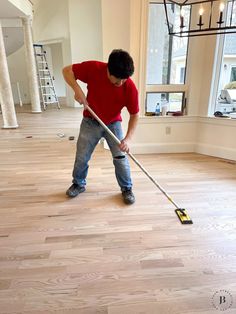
[85,105,181,210]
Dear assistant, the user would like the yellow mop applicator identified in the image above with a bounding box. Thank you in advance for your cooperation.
[85,105,193,225]
[175,209,193,224]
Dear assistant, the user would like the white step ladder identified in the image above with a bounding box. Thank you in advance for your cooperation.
[33,44,60,110]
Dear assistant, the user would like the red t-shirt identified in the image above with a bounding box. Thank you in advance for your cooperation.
[72,61,139,125]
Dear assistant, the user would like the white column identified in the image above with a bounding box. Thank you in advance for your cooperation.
[22,16,41,113]
[0,21,18,128]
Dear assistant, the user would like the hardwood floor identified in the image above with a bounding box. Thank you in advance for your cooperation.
[0,106,236,314]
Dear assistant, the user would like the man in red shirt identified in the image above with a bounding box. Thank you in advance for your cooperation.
[62,49,139,204]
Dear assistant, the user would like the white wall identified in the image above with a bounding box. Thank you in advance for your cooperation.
[198,36,218,117]
[50,43,66,98]
[32,0,69,42]
[101,0,130,60]
[185,37,207,116]
[68,0,103,63]
[132,116,197,154]
[67,0,103,106]
[196,117,236,160]
[8,46,30,104]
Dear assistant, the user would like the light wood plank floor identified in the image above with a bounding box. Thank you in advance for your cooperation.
[0,106,236,314]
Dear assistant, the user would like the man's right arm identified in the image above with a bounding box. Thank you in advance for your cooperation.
[62,65,87,106]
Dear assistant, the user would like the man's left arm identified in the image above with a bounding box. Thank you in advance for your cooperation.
[120,113,139,153]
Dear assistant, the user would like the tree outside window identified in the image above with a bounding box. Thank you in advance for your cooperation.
[230,66,236,82]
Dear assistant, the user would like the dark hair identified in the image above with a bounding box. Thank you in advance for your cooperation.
[108,49,134,79]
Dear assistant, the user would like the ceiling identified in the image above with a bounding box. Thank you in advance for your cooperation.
[0,0,33,55]
[0,0,31,18]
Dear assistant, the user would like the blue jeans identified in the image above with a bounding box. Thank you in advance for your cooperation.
[72,117,132,191]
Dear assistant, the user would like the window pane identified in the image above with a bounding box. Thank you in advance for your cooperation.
[146,3,188,85]
[230,66,236,81]
[215,1,236,114]
[216,34,236,114]
[146,92,184,115]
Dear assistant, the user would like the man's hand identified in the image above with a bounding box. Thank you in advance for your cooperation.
[73,85,88,107]
[119,113,139,153]
[119,138,130,153]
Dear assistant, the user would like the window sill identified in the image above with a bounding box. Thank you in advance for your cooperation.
[198,115,236,126]
[139,115,197,124]
[138,115,236,126]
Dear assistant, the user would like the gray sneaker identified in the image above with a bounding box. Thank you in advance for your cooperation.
[122,188,135,205]
[66,183,85,197]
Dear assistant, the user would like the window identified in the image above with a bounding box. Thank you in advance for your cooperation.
[145,1,188,116]
[213,1,236,114]
[215,34,236,113]
[146,92,185,115]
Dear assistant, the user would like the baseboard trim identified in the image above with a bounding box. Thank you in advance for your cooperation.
[130,142,195,154]
[195,143,236,161]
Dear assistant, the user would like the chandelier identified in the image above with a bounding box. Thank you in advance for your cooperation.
[163,0,236,37]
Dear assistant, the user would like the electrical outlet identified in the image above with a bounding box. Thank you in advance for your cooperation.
[166,126,171,135]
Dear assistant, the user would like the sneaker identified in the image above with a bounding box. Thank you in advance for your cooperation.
[122,188,135,205]
[66,183,85,197]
